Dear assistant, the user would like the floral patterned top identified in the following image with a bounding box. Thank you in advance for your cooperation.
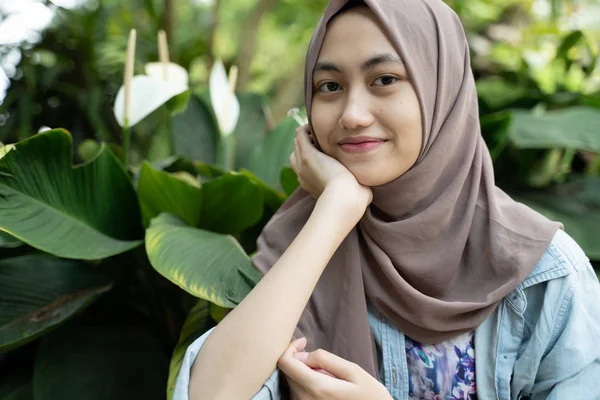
[405,331,477,400]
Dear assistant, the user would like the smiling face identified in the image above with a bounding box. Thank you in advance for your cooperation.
[310,6,423,187]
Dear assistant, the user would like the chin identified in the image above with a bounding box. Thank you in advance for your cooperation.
[349,167,397,187]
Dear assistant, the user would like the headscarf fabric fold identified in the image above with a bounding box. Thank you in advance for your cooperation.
[252,0,561,377]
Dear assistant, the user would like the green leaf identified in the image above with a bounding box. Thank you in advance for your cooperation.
[248,117,298,190]
[231,93,268,170]
[167,300,215,400]
[154,156,198,177]
[240,169,286,212]
[556,31,584,66]
[172,95,219,165]
[513,177,600,260]
[199,172,263,234]
[280,166,300,196]
[476,77,527,109]
[0,230,23,249]
[76,139,101,162]
[146,213,260,307]
[195,161,227,180]
[33,325,168,400]
[0,254,113,352]
[165,90,191,117]
[508,106,600,152]
[0,130,143,260]
[137,161,202,228]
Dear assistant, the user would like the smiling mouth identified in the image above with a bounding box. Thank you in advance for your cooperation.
[339,139,387,153]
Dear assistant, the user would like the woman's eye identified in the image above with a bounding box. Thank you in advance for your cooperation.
[318,82,341,93]
[373,76,398,86]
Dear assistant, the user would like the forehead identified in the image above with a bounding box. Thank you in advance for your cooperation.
[318,7,400,62]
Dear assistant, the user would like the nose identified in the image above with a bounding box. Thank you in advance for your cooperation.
[338,90,375,130]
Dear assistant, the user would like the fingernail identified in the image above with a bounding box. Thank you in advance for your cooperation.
[293,352,308,361]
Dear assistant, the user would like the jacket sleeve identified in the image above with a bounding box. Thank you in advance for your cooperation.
[172,327,283,400]
[532,261,600,399]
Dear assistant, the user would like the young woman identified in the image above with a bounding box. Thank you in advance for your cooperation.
[176,0,600,399]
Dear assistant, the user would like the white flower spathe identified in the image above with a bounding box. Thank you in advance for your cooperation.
[209,60,240,137]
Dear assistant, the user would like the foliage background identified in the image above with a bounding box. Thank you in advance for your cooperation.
[0,0,599,399]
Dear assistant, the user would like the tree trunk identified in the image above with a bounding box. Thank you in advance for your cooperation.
[235,0,279,91]
[206,0,222,68]
[271,59,306,122]
[162,0,175,47]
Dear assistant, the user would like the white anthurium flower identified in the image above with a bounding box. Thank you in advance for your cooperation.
[145,62,189,88]
[112,29,189,129]
[209,60,240,137]
[113,74,188,128]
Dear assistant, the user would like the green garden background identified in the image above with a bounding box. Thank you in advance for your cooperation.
[0,0,599,398]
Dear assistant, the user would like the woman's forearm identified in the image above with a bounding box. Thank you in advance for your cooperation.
[189,194,361,400]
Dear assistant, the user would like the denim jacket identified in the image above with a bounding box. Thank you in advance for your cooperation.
[174,229,600,399]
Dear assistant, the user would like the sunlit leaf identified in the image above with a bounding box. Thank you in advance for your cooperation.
[146,213,260,307]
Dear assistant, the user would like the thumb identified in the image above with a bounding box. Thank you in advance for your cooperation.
[294,349,361,382]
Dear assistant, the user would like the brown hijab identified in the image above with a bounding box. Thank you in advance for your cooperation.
[252,0,562,377]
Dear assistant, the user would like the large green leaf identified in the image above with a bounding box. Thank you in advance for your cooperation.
[199,172,264,234]
[0,254,113,352]
[248,117,298,190]
[0,130,143,260]
[146,213,261,308]
[167,300,215,400]
[280,166,300,196]
[33,325,168,400]
[231,92,268,170]
[172,95,219,165]
[137,161,203,227]
[0,230,23,249]
[513,177,600,260]
[508,106,600,152]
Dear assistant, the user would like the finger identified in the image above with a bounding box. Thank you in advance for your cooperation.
[294,349,361,382]
[289,152,298,173]
[278,348,335,388]
[296,125,313,153]
[289,337,307,352]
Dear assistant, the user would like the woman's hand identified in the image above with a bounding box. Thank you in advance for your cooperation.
[289,125,372,214]
[277,338,392,400]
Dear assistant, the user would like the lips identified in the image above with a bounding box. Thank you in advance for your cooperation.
[339,136,387,153]
[339,136,385,145]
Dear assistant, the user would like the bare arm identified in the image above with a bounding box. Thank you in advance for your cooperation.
[189,188,364,399]
[189,126,372,399]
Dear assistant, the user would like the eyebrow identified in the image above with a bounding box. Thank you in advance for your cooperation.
[314,53,404,74]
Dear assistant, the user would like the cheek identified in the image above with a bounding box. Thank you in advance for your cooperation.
[390,100,423,158]
[310,101,338,151]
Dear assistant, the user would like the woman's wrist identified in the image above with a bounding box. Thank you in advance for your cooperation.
[314,185,368,229]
